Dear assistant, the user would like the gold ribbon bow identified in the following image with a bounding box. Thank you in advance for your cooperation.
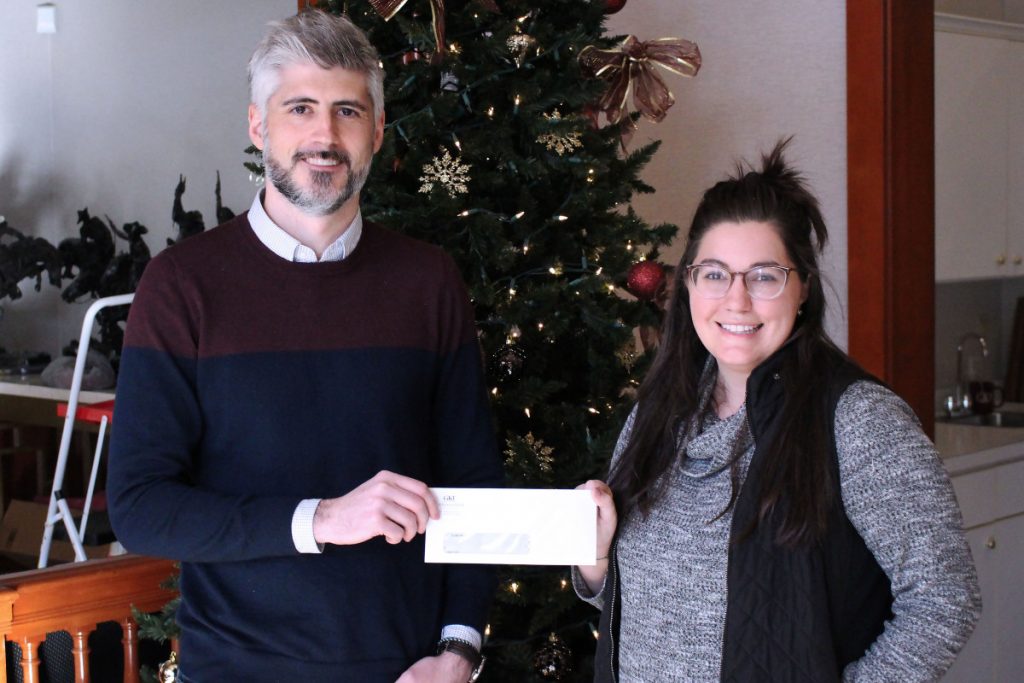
[368,0,447,57]
[367,0,500,59]
[579,36,701,128]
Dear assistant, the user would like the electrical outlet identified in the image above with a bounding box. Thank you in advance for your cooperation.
[37,4,56,34]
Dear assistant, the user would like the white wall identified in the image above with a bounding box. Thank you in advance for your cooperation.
[0,0,849,355]
[605,1,848,346]
[0,0,294,355]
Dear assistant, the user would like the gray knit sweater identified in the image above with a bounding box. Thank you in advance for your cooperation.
[575,380,981,682]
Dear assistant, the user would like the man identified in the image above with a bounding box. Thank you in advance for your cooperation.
[108,10,503,682]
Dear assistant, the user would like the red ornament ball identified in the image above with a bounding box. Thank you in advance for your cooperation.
[604,0,627,14]
[401,49,425,65]
[626,260,666,301]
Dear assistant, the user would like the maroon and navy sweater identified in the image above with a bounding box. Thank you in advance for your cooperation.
[108,214,503,681]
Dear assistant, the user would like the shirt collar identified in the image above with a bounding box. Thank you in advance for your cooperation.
[248,190,362,263]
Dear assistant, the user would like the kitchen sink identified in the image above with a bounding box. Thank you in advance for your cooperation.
[944,411,1024,428]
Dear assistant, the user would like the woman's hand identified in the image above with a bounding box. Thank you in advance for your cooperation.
[575,480,618,594]
[579,480,618,558]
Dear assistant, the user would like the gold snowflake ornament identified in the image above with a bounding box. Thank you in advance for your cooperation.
[504,432,555,474]
[419,149,472,198]
[536,110,583,156]
[616,338,640,372]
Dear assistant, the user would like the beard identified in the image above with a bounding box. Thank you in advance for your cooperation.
[263,140,372,217]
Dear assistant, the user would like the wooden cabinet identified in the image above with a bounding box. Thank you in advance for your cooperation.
[1010,39,1024,277]
[943,446,1024,681]
[935,21,1024,281]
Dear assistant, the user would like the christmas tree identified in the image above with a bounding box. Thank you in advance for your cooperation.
[313,0,693,679]
[144,1,698,680]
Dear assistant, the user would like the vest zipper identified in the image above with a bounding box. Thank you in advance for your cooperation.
[608,547,618,682]
[719,405,754,683]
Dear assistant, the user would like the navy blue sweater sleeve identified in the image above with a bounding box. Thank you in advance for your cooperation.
[108,252,301,562]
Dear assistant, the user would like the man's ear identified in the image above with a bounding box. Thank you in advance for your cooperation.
[248,104,265,150]
[373,109,385,153]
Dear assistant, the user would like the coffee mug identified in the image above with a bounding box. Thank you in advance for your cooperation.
[969,380,1004,415]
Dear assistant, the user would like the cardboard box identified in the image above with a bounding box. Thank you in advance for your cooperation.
[0,499,119,566]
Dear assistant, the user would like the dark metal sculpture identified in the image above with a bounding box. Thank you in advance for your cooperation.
[58,209,116,303]
[216,170,236,225]
[168,175,206,246]
[0,219,62,301]
[5,175,231,367]
[101,221,151,296]
[95,220,152,362]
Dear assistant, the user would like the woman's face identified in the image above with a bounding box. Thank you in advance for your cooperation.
[687,220,808,380]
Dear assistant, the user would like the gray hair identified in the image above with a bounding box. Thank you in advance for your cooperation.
[248,10,384,122]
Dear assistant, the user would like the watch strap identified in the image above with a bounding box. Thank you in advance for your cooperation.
[436,637,485,681]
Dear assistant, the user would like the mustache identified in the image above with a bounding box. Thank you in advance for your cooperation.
[293,150,350,166]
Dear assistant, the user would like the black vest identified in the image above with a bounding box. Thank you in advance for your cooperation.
[594,344,894,682]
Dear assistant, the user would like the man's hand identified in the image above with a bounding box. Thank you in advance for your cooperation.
[313,470,440,546]
[396,652,473,682]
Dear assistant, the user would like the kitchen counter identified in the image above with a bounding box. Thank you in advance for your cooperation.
[934,402,1024,475]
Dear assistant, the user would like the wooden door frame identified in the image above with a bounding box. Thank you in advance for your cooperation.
[847,1,935,434]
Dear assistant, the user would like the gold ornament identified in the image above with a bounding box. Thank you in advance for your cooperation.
[506,31,537,68]
[616,337,640,372]
[419,149,472,198]
[504,432,554,474]
[158,652,179,683]
[536,110,583,156]
[533,633,573,680]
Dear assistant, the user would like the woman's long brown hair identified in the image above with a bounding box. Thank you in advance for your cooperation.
[608,138,847,546]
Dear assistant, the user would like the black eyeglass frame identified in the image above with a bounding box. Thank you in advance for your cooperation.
[684,264,797,301]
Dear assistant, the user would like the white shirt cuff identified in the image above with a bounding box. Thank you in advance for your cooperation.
[441,624,482,651]
[292,498,324,554]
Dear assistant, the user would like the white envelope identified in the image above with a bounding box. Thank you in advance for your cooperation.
[424,488,597,566]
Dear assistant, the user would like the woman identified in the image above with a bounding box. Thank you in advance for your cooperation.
[575,141,980,682]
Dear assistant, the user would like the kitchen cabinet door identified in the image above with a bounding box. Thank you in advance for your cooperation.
[935,31,1011,281]
[943,525,997,682]
[992,513,1024,679]
[944,445,1024,681]
[1008,43,1024,278]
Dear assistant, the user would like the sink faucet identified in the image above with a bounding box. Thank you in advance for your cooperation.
[953,332,988,414]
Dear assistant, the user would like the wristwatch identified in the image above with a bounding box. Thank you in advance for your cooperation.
[436,637,485,682]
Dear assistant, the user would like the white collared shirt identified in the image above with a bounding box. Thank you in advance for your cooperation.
[248,190,362,263]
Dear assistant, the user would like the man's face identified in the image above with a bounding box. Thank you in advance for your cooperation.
[248,62,384,217]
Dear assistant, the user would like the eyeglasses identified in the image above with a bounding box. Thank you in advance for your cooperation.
[685,264,795,301]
